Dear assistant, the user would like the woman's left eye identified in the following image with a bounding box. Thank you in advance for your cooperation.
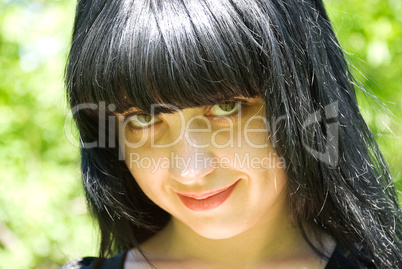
[207,101,242,117]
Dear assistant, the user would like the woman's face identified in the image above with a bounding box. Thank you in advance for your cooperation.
[118,96,288,239]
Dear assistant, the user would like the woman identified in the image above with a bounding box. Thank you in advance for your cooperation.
[62,0,401,268]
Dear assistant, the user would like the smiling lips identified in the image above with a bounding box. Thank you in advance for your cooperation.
[176,181,238,211]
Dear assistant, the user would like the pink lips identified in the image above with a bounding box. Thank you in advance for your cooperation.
[176,181,238,211]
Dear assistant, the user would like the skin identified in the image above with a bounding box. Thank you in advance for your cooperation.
[118,96,335,268]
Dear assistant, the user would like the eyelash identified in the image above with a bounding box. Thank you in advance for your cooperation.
[124,112,162,131]
[124,100,247,131]
[207,100,246,122]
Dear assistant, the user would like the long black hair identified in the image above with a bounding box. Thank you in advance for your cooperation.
[65,0,402,267]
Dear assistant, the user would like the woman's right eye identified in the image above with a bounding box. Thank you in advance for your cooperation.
[127,114,161,129]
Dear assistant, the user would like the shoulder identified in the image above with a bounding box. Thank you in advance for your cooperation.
[59,257,98,269]
[326,246,375,269]
[60,251,128,269]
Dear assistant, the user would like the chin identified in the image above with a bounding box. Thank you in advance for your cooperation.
[189,221,250,240]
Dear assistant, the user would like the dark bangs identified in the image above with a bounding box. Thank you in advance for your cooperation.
[65,0,278,113]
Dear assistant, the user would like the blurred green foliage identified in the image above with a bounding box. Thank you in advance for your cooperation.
[0,1,97,268]
[325,0,402,199]
[0,0,400,268]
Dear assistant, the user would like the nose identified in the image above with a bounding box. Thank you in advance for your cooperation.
[168,117,215,185]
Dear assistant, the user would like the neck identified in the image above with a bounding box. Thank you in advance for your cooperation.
[139,198,331,268]
[167,216,303,266]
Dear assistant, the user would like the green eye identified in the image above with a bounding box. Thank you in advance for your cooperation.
[128,114,160,128]
[209,101,241,116]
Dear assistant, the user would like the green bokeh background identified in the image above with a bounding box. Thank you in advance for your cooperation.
[0,0,400,268]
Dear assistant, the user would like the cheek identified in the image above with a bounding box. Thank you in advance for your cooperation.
[242,110,269,145]
[124,146,168,181]
[121,130,168,192]
[124,148,175,211]
[121,124,165,173]
[213,125,278,170]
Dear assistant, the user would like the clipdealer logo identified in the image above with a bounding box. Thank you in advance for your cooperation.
[127,152,286,173]
[64,101,339,167]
